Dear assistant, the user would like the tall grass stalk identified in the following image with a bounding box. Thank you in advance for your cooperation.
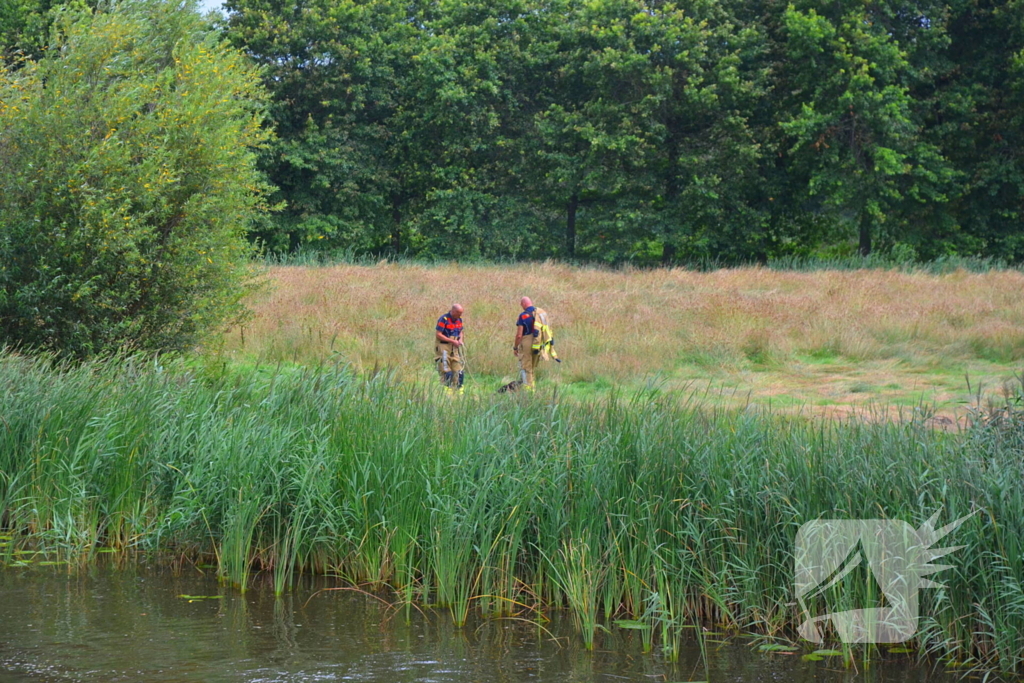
[221,490,263,591]
[546,536,605,650]
[0,352,1021,674]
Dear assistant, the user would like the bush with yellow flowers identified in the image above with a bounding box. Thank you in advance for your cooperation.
[0,0,272,358]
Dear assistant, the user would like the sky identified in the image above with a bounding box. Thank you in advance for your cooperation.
[198,0,225,14]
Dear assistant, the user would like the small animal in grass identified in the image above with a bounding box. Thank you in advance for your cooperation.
[497,380,522,394]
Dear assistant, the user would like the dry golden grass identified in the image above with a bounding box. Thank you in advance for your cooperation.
[218,262,1024,410]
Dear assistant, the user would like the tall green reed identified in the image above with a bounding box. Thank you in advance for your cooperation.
[0,352,1021,674]
[545,535,605,650]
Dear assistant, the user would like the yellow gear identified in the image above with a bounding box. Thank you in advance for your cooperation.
[530,307,560,362]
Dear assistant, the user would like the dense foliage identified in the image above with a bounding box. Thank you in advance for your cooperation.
[2,0,1020,268]
[222,0,1024,263]
[0,0,57,59]
[0,0,270,357]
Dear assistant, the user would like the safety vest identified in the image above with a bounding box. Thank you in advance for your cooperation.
[531,307,559,362]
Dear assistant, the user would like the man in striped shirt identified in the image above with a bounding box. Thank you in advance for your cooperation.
[435,303,465,393]
[513,296,540,390]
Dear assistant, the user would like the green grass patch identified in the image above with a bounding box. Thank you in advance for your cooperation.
[802,344,842,364]
[759,394,808,409]
[678,348,733,369]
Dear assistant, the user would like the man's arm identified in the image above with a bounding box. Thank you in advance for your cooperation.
[513,326,522,356]
[437,330,463,345]
[436,317,463,346]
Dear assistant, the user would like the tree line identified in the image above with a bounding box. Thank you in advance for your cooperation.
[3,0,1023,268]
[222,0,1024,264]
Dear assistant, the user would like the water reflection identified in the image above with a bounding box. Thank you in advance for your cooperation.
[0,565,959,682]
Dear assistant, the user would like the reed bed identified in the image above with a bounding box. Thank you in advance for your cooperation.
[0,353,1021,674]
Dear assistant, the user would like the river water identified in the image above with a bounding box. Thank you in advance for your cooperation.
[0,565,960,682]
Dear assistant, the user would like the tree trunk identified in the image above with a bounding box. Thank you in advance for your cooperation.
[661,120,681,266]
[661,243,676,264]
[391,196,402,254]
[858,213,872,256]
[567,193,578,258]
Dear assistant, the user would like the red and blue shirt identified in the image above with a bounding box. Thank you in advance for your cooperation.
[436,313,463,340]
[517,306,537,337]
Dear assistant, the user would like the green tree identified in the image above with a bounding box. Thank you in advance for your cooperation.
[398,0,539,258]
[777,0,956,256]
[921,0,1024,260]
[510,0,667,260]
[1,0,47,56]
[1,0,98,59]
[227,0,425,254]
[645,0,767,264]
[0,0,271,358]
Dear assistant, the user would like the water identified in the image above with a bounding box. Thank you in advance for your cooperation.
[0,565,960,682]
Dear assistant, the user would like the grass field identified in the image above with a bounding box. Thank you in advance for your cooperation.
[218,262,1024,417]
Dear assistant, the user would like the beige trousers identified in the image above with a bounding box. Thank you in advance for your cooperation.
[517,336,538,387]
[436,342,464,383]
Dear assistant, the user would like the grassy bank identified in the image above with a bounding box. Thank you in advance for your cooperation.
[0,353,1021,673]
[221,262,1024,413]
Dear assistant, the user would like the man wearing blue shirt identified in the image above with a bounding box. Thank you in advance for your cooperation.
[436,303,465,393]
[513,296,539,390]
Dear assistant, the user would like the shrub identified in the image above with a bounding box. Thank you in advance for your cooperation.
[0,0,271,358]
